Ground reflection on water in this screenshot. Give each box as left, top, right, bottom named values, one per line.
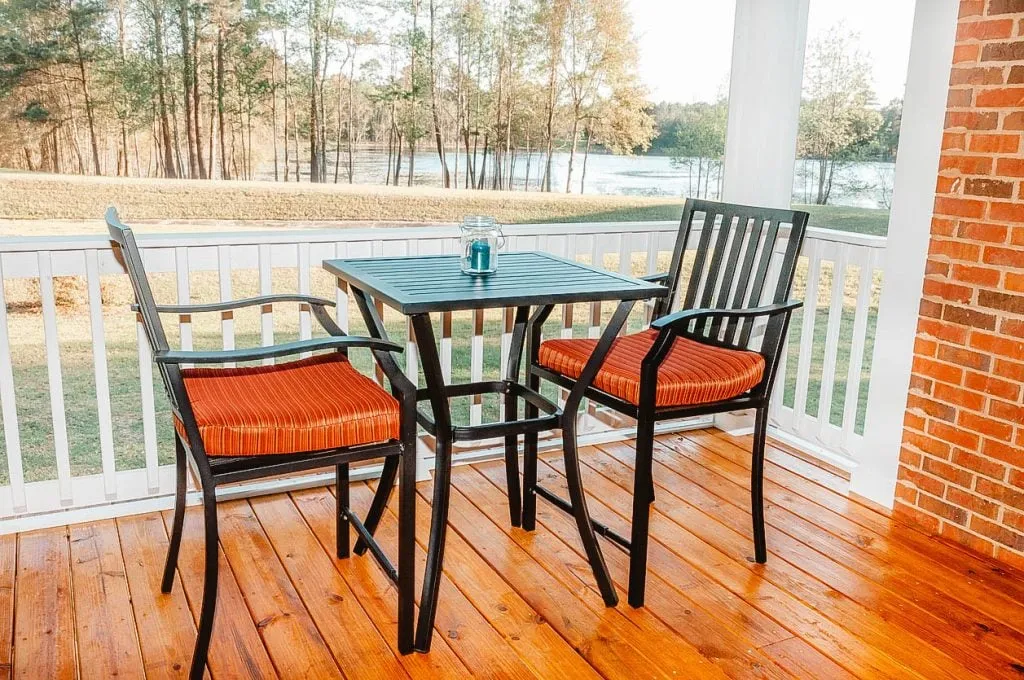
left=262, top=149, right=894, bottom=208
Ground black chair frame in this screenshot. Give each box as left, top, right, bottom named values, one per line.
left=106, top=208, right=419, bottom=678
left=520, top=199, right=809, bottom=607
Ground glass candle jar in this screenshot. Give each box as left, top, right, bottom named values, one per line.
left=460, top=216, right=504, bottom=276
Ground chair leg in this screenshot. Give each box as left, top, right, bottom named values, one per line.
left=189, top=486, right=219, bottom=680
left=628, top=418, right=655, bottom=607
left=354, top=455, right=400, bottom=556
left=504, top=390, right=522, bottom=527
left=562, top=413, right=618, bottom=606
left=397, top=450, right=416, bottom=655
left=751, top=407, right=768, bottom=564
left=336, top=463, right=350, bottom=559
left=161, top=436, right=187, bottom=594
left=521, top=370, right=540, bottom=532
left=414, top=437, right=453, bottom=652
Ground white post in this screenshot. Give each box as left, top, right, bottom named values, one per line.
left=716, top=0, right=810, bottom=433
left=851, top=0, right=959, bottom=506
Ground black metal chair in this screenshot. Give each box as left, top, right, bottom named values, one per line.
left=106, top=208, right=419, bottom=679
left=522, top=199, right=809, bottom=607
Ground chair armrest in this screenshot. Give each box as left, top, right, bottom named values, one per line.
left=650, top=300, right=803, bottom=332
left=640, top=272, right=670, bottom=284
left=155, top=336, right=403, bottom=365
left=138, top=294, right=336, bottom=314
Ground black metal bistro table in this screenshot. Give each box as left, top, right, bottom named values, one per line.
left=324, top=250, right=667, bottom=652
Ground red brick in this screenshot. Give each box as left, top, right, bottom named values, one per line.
left=1012, top=469, right=1024, bottom=491
left=1004, top=111, right=1024, bottom=130
left=976, top=478, right=1024, bottom=511
left=932, top=217, right=958, bottom=236
left=964, top=371, right=1021, bottom=401
left=947, top=486, right=1001, bottom=518
left=994, top=546, right=1024, bottom=569
left=907, top=394, right=958, bottom=422
left=923, top=278, right=973, bottom=303
left=905, top=411, right=927, bottom=433
left=970, top=515, right=1024, bottom=551
left=989, top=200, right=1024, bottom=222
left=959, top=0, right=984, bottom=16
left=895, top=481, right=919, bottom=505
left=936, top=176, right=960, bottom=195
left=953, top=43, right=982, bottom=64
left=914, top=336, right=939, bottom=357
left=952, top=447, right=1008, bottom=480
left=1007, top=271, right=1024, bottom=292
left=953, top=66, right=1007, bottom=87
left=951, top=263, right=1002, bottom=286
left=976, top=87, right=1024, bottom=107
left=919, top=491, right=971, bottom=525
left=977, top=289, right=1024, bottom=315
left=918, top=318, right=971, bottom=344
left=1005, top=509, right=1024, bottom=533
left=949, top=88, right=975, bottom=108
left=958, top=410, right=1014, bottom=441
left=920, top=298, right=944, bottom=320
left=934, top=196, right=988, bottom=219
left=905, top=430, right=953, bottom=458
left=1011, top=227, right=1024, bottom=246
left=970, top=331, right=1024, bottom=357
left=1000, top=317, right=1024, bottom=338
left=912, top=356, right=965, bottom=385
left=940, top=523, right=996, bottom=556
left=940, top=154, right=994, bottom=174
left=937, top=382, right=987, bottom=411
left=930, top=420, right=982, bottom=450
left=895, top=500, right=942, bottom=533
left=981, top=41, right=1024, bottom=61
left=930, top=238, right=983, bottom=261
left=995, top=157, right=1024, bottom=176
left=969, top=132, right=1021, bottom=152
left=942, top=131, right=968, bottom=150
left=926, top=258, right=951, bottom=277
left=910, top=374, right=934, bottom=394
left=938, top=343, right=993, bottom=371
left=981, top=437, right=1023, bottom=466
left=963, top=178, right=1014, bottom=199
left=899, top=466, right=947, bottom=497
left=958, top=18, right=1015, bottom=40
left=989, top=398, right=1024, bottom=423
left=994, top=358, right=1024, bottom=382
left=946, top=111, right=998, bottom=129
left=987, top=0, right=1024, bottom=14
left=981, top=245, right=1023, bottom=266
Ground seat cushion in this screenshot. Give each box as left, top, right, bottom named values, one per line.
left=538, top=329, right=765, bottom=408
left=175, top=353, right=400, bottom=456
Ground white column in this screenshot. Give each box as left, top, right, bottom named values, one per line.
left=721, top=0, right=810, bottom=209
left=851, top=0, right=959, bottom=506
left=716, top=0, right=809, bottom=433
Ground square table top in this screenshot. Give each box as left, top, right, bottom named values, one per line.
left=323, top=251, right=668, bottom=315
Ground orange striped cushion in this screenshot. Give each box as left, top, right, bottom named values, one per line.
left=538, top=329, right=765, bottom=408
left=175, top=353, right=400, bottom=456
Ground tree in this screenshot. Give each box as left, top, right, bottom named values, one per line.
left=669, top=100, right=726, bottom=199
left=797, top=25, right=881, bottom=205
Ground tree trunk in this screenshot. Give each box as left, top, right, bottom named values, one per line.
left=216, top=27, right=229, bottom=179
left=153, top=0, right=177, bottom=178
left=192, top=4, right=205, bottom=178
left=178, top=0, right=198, bottom=177
left=579, top=126, right=592, bottom=194
left=347, top=47, right=356, bottom=183
left=271, top=48, right=279, bottom=181
left=68, top=0, right=102, bottom=174
left=564, top=113, right=579, bottom=193
left=308, top=0, right=322, bottom=182
left=428, top=0, right=450, bottom=187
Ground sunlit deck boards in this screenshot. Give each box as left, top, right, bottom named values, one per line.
left=4, top=429, right=1024, bottom=679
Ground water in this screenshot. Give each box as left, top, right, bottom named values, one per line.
left=263, top=149, right=895, bottom=209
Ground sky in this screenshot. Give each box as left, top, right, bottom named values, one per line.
left=627, top=0, right=917, bottom=105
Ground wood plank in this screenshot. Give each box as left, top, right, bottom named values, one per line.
left=691, top=431, right=1024, bottom=626
left=581, top=444, right=982, bottom=680
left=160, top=507, right=277, bottom=680
left=216, top=499, right=343, bottom=679
left=14, top=526, right=75, bottom=679
left=248, top=492, right=410, bottom=680
left=371, top=481, right=602, bottom=680
left=0, top=534, right=15, bottom=679
left=443, top=466, right=729, bottom=680
left=69, top=520, right=145, bottom=679
left=660, top=435, right=1024, bottom=672
left=290, top=487, right=471, bottom=678
left=346, top=483, right=535, bottom=679
left=474, top=459, right=797, bottom=680
left=118, top=512, right=206, bottom=679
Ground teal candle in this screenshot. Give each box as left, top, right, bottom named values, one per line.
left=470, top=239, right=491, bottom=271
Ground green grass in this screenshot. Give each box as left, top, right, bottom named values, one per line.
left=797, top=204, right=890, bottom=237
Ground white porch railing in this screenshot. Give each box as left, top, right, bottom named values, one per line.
left=0, top=221, right=884, bottom=531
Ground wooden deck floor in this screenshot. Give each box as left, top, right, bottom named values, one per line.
left=2, top=428, right=1024, bottom=679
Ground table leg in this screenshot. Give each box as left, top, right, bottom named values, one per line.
left=408, top=313, right=454, bottom=653
left=560, top=299, right=636, bottom=607
left=522, top=304, right=555, bottom=531
left=502, top=306, right=530, bottom=527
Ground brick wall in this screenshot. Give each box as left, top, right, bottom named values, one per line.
left=895, top=0, right=1024, bottom=568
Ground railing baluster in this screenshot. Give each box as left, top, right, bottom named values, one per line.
left=38, top=252, right=73, bottom=506
left=816, top=244, right=850, bottom=443
left=333, top=242, right=349, bottom=333
left=258, top=243, right=274, bottom=364
left=589, top=236, right=602, bottom=339
left=174, top=247, right=192, bottom=358
left=298, top=243, right=312, bottom=358
left=86, top=250, right=117, bottom=500
left=0, top=256, right=26, bottom=512
left=792, top=240, right=822, bottom=436
left=842, top=248, right=879, bottom=452
left=470, top=309, right=484, bottom=426
left=217, top=245, right=234, bottom=367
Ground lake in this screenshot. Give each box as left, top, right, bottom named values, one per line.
left=262, top=149, right=895, bottom=209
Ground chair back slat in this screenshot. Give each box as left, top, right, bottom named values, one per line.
left=660, top=199, right=808, bottom=350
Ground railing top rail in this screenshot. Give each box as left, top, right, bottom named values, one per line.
left=0, top=220, right=887, bottom=253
